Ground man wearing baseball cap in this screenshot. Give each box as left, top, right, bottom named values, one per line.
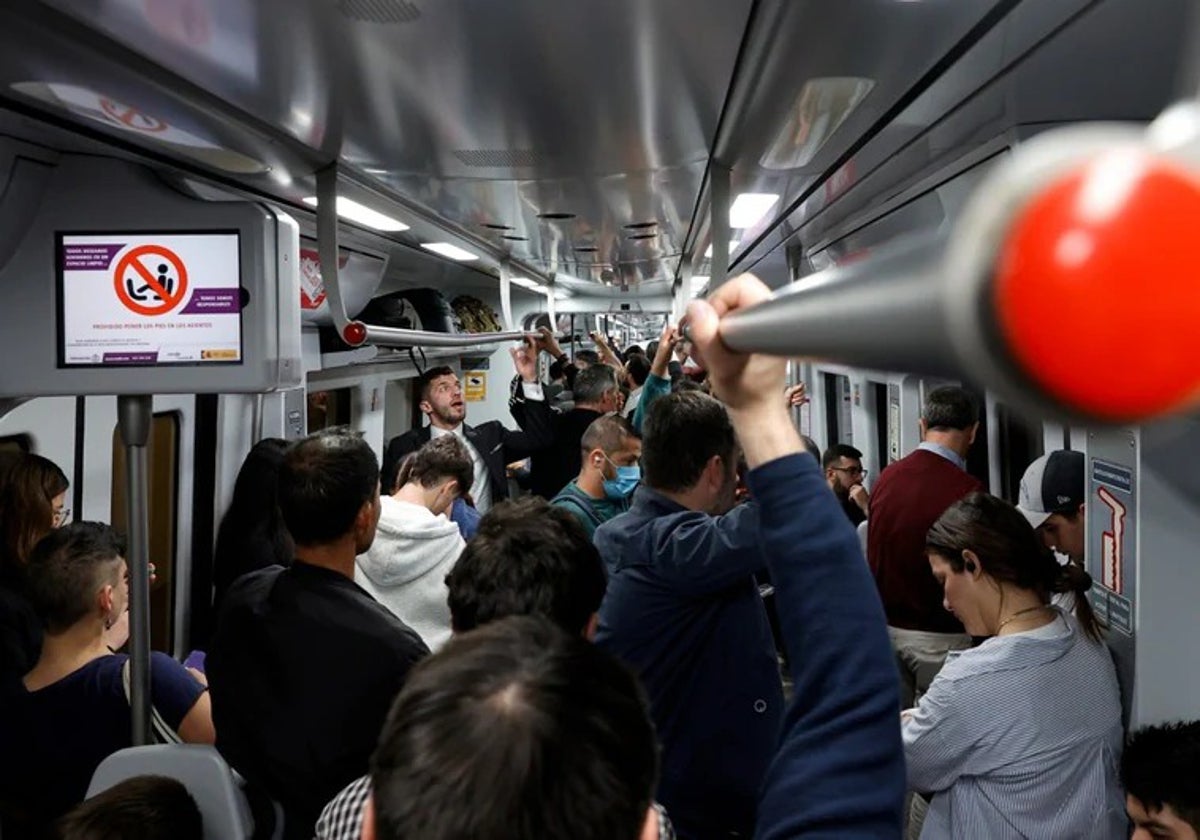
left=1016, top=450, right=1087, bottom=565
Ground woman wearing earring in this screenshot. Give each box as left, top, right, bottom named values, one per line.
left=902, top=492, right=1125, bottom=839
left=0, top=522, right=213, bottom=834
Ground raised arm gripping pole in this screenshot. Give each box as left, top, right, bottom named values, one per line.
left=707, top=111, right=1200, bottom=426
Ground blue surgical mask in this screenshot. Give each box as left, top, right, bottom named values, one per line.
left=602, top=460, right=641, bottom=500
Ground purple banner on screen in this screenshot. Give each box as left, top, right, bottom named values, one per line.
left=62, top=244, right=126, bottom=271
left=181, top=288, right=240, bottom=314
left=102, top=352, right=158, bottom=364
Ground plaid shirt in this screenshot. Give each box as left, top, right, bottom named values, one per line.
left=314, top=774, right=676, bottom=839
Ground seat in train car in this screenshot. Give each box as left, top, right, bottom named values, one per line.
left=85, top=745, right=260, bottom=840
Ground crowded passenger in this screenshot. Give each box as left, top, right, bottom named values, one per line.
left=354, top=436, right=471, bottom=651
left=573, top=348, right=601, bottom=370
left=521, top=363, right=622, bottom=499
left=316, top=496, right=612, bottom=840
left=0, top=522, right=212, bottom=835
left=903, top=492, right=1123, bottom=838
left=592, top=387, right=783, bottom=838
left=550, top=414, right=642, bottom=538
left=364, top=616, right=661, bottom=840
left=206, top=428, right=428, bottom=839
left=629, top=323, right=677, bottom=432
left=56, top=775, right=203, bottom=840
left=1017, top=449, right=1087, bottom=565
left=211, top=438, right=292, bottom=606
left=867, top=385, right=983, bottom=708
left=358, top=273, right=905, bottom=839
left=0, top=453, right=71, bottom=680
left=1122, top=721, right=1200, bottom=840
left=380, top=339, right=551, bottom=511
left=823, top=443, right=870, bottom=526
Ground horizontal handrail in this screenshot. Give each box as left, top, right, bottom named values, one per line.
left=362, top=325, right=538, bottom=348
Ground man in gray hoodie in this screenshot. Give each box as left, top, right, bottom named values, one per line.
left=355, top=436, right=472, bottom=651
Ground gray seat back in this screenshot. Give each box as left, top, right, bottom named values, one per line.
left=85, top=745, right=253, bottom=840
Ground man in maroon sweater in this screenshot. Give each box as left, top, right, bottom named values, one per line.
left=867, top=385, right=982, bottom=708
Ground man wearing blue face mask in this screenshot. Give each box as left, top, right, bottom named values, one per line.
left=551, top=415, right=642, bottom=540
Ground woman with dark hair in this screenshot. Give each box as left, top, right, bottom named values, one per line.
left=0, top=452, right=70, bottom=577
left=0, top=453, right=71, bottom=681
left=212, top=439, right=293, bottom=605
left=902, top=492, right=1125, bottom=839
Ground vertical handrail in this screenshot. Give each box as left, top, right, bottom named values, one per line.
left=117, top=394, right=153, bottom=746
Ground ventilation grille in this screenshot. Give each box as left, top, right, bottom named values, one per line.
left=337, top=0, right=421, bottom=24
left=453, top=149, right=540, bottom=168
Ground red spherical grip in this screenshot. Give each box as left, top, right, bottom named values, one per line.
left=993, top=148, right=1200, bottom=420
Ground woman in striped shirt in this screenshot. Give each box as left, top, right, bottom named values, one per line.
left=902, top=492, right=1126, bottom=839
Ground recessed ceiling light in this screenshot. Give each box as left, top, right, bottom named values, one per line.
left=624, top=221, right=657, bottom=230
left=421, top=242, right=477, bottom=261
left=502, top=234, right=528, bottom=241
left=704, top=241, right=740, bottom=259
left=302, top=196, right=409, bottom=232
left=729, top=193, right=780, bottom=228
left=575, top=246, right=599, bottom=252
left=628, top=233, right=658, bottom=241
left=482, top=223, right=514, bottom=231
left=537, top=212, right=576, bottom=220
left=510, top=276, right=548, bottom=293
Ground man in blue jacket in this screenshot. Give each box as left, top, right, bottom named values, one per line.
left=687, top=273, right=905, bottom=838
left=594, top=380, right=784, bottom=838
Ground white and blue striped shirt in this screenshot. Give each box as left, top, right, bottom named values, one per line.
left=903, top=609, right=1127, bottom=839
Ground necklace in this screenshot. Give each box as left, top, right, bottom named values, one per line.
left=996, top=604, right=1049, bottom=635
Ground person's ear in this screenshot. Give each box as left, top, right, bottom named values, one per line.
left=357, top=497, right=379, bottom=532
left=589, top=448, right=606, bottom=471
left=962, top=549, right=983, bottom=577
left=583, top=613, right=600, bottom=641
left=98, top=584, right=115, bottom=621
left=918, top=418, right=928, bottom=438
left=419, top=398, right=433, bottom=416
left=968, top=421, right=980, bottom=446
left=362, top=794, right=377, bottom=840
left=705, top=454, right=726, bottom=492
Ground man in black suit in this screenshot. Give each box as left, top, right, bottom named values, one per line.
left=381, top=341, right=552, bottom=512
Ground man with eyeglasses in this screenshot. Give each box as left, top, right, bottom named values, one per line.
left=822, top=444, right=869, bottom=527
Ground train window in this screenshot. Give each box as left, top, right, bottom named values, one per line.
left=0, top=433, right=32, bottom=456
left=873, top=383, right=889, bottom=468
left=110, top=412, right=179, bottom=653
left=307, top=388, right=352, bottom=434
left=996, top=403, right=1044, bottom=502
left=822, top=373, right=853, bottom=445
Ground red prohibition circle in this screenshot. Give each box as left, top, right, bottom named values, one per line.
left=113, top=245, right=190, bottom=316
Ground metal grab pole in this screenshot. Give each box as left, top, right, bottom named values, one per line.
left=716, top=232, right=960, bottom=377
left=117, top=394, right=153, bottom=746
left=362, top=325, right=542, bottom=348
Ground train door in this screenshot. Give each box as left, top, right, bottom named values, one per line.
left=110, top=412, right=179, bottom=653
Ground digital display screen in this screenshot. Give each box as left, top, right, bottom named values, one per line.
left=57, top=231, right=243, bottom=367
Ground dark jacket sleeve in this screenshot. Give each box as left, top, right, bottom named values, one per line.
left=750, top=454, right=905, bottom=839
left=501, top=381, right=556, bottom=460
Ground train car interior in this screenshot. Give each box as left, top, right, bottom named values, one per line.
left=1, top=0, right=1199, bottom=837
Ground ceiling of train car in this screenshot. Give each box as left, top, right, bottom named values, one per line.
left=0, top=0, right=1072, bottom=297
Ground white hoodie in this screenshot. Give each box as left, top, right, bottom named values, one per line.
left=355, top=496, right=464, bottom=651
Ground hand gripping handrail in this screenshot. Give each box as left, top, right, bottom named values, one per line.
left=712, top=110, right=1200, bottom=425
